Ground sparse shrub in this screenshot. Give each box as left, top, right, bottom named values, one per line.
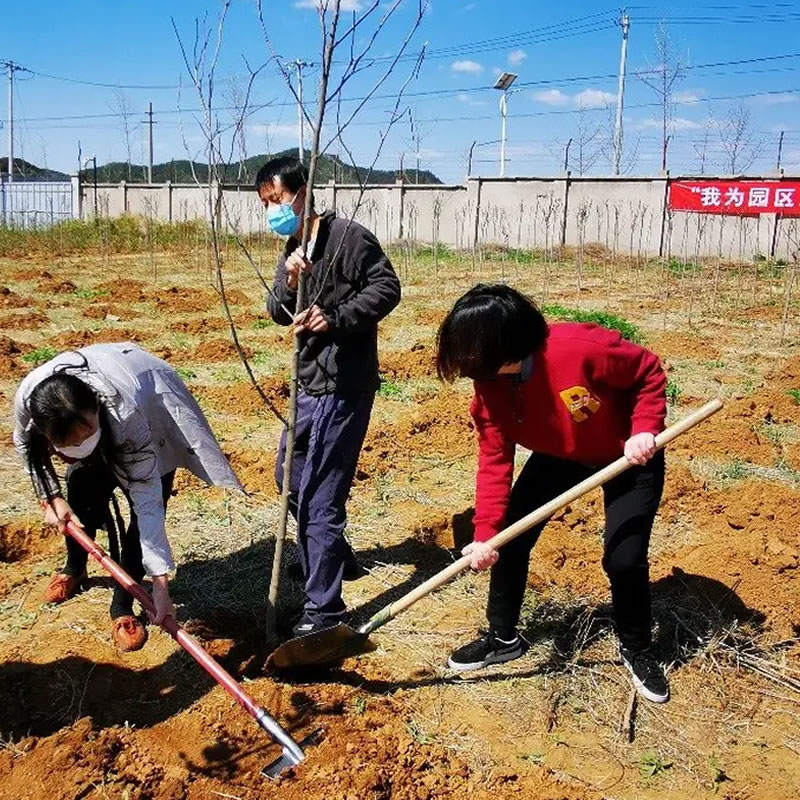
left=21, top=347, right=58, bottom=366
left=542, top=303, right=644, bottom=344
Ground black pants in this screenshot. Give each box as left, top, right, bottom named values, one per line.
left=62, top=464, right=175, bottom=619
left=487, top=449, right=665, bottom=652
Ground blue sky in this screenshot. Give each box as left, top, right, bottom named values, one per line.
left=5, top=1, right=800, bottom=182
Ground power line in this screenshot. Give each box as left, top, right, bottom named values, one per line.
left=6, top=49, right=800, bottom=127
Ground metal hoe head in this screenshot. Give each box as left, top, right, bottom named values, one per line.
left=269, top=623, right=375, bottom=670
left=262, top=729, right=322, bottom=779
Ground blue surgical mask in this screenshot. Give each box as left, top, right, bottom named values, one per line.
left=267, top=192, right=301, bottom=236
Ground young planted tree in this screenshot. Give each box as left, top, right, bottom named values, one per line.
left=718, top=104, right=764, bottom=175
left=637, top=23, right=684, bottom=172
left=257, top=0, right=427, bottom=639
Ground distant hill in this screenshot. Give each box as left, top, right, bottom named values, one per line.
left=78, top=149, right=442, bottom=185
left=0, top=158, right=69, bottom=182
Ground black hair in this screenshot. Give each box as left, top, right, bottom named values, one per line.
left=25, top=372, right=120, bottom=501
left=436, top=284, right=549, bottom=382
left=254, top=156, right=308, bottom=194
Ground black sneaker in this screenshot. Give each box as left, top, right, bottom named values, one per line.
left=447, top=630, right=528, bottom=672
left=620, top=646, right=670, bottom=703
left=291, top=613, right=344, bottom=638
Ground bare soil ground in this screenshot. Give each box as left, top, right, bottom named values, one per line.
left=0, top=243, right=798, bottom=800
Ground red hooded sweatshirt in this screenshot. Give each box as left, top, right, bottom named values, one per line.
left=470, top=322, right=666, bottom=543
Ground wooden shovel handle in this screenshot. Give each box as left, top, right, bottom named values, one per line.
left=360, top=398, right=723, bottom=635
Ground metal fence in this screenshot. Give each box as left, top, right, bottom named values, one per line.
left=0, top=180, right=74, bottom=228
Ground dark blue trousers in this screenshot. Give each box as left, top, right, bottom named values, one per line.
left=275, top=390, right=374, bottom=622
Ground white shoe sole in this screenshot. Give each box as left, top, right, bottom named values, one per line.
left=621, top=655, right=670, bottom=703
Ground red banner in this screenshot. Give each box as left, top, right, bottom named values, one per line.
left=669, top=180, right=800, bottom=216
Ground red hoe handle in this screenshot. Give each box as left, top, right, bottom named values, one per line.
left=63, top=520, right=306, bottom=769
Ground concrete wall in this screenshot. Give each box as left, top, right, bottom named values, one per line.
left=79, top=175, right=800, bottom=258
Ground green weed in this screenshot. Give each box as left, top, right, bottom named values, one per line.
left=21, top=347, right=58, bottom=366
left=639, top=752, right=673, bottom=779
left=666, top=258, right=701, bottom=275
left=378, top=379, right=404, bottom=398
left=708, top=755, right=730, bottom=793
left=73, top=287, right=109, bottom=301
left=666, top=378, right=682, bottom=405
left=521, top=752, right=545, bottom=765
left=350, top=697, right=367, bottom=715
left=717, top=459, right=749, bottom=481
left=176, top=367, right=197, bottom=381
left=542, top=304, right=644, bottom=344
left=787, top=388, right=800, bottom=404
left=253, top=317, right=274, bottom=329
left=405, top=719, right=430, bottom=745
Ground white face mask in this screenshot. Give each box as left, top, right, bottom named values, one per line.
left=54, top=427, right=102, bottom=460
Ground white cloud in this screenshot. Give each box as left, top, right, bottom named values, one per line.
left=636, top=116, right=702, bottom=131
left=508, top=49, right=527, bottom=65
left=249, top=122, right=301, bottom=140
left=457, top=92, right=486, bottom=107
left=295, top=0, right=363, bottom=10
left=573, top=88, right=616, bottom=109
left=674, top=90, right=703, bottom=105
left=531, top=89, right=570, bottom=106
left=451, top=59, right=483, bottom=74
left=757, top=92, right=798, bottom=106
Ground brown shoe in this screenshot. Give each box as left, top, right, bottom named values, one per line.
left=43, top=572, right=86, bottom=604
left=111, top=616, right=148, bottom=652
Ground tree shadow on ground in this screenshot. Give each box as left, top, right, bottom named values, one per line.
left=1, top=497, right=767, bottom=741
left=0, top=509, right=470, bottom=740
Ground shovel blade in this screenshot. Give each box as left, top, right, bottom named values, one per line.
left=269, top=623, right=373, bottom=670
left=262, top=729, right=322, bottom=779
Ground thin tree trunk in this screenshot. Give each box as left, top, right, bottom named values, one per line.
left=266, top=1, right=341, bottom=642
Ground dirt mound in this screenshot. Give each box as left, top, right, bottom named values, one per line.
left=0, top=693, right=596, bottom=800
left=153, top=286, right=219, bottom=314
left=180, top=338, right=252, bottom=363
left=0, top=335, right=31, bottom=378
left=168, top=316, right=227, bottom=335
left=225, top=447, right=279, bottom=495
left=37, top=277, right=77, bottom=294
left=411, top=507, right=475, bottom=551
left=82, top=303, right=140, bottom=321
left=95, top=279, right=147, bottom=302
left=53, top=328, right=145, bottom=350
left=381, top=342, right=436, bottom=381
left=195, top=378, right=290, bottom=417
left=0, top=520, right=57, bottom=563
left=0, top=310, right=48, bottom=329
left=652, top=331, right=721, bottom=360
left=0, top=286, right=33, bottom=309
left=11, top=268, right=50, bottom=281
left=358, top=390, right=474, bottom=478
left=414, top=307, right=447, bottom=328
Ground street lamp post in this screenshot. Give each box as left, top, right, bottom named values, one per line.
left=493, top=71, right=518, bottom=178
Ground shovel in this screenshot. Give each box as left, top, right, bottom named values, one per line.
left=270, top=398, right=723, bottom=670
left=63, top=519, right=313, bottom=778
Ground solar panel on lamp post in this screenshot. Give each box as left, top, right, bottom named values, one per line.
left=493, top=71, right=518, bottom=178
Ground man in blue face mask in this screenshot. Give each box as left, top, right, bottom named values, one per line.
left=255, top=157, right=401, bottom=638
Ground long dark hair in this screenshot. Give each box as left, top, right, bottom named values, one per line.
left=436, top=284, right=549, bottom=382
left=25, top=372, right=119, bottom=500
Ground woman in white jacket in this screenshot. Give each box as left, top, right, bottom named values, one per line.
left=13, top=343, right=242, bottom=651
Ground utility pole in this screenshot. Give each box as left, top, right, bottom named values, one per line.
left=777, top=130, right=785, bottom=171
left=293, top=60, right=311, bottom=162
left=4, top=61, right=24, bottom=182
left=143, top=102, right=155, bottom=183
left=612, top=10, right=631, bottom=175
left=662, top=134, right=672, bottom=173
left=564, top=137, right=573, bottom=172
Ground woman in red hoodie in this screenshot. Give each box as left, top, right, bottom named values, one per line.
left=436, top=284, right=669, bottom=703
